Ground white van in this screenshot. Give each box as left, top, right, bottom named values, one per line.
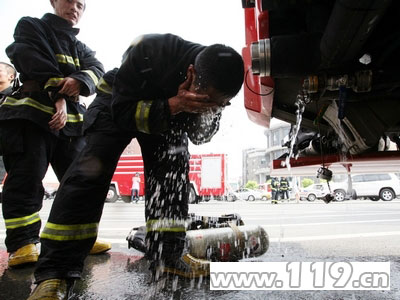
left=333, top=173, right=400, bottom=201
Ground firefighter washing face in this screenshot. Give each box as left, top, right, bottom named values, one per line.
left=28, top=34, right=244, bottom=298
left=0, top=0, right=105, bottom=269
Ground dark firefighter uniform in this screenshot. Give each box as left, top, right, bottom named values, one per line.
left=34, top=34, right=221, bottom=282
left=0, top=13, right=104, bottom=254
left=280, top=177, right=289, bottom=199
left=271, top=177, right=280, bottom=203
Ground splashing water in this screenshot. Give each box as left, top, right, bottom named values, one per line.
left=284, top=92, right=309, bottom=171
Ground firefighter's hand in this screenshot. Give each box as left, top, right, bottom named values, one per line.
left=49, top=98, right=67, bottom=130
left=168, top=65, right=218, bottom=115
left=57, top=77, right=82, bottom=100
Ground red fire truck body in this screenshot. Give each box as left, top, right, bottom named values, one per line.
left=106, top=153, right=227, bottom=203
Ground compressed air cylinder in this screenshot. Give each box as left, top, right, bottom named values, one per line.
left=185, top=225, right=269, bottom=262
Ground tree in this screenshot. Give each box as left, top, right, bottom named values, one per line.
left=301, top=178, right=314, bottom=188
left=245, top=180, right=258, bottom=190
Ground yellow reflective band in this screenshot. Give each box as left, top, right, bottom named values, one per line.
left=3, top=97, right=55, bottom=114
left=135, top=100, right=151, bottom=133
left=66, top=113, right=84, bottom=123
left=40, top=222, right=99, bottom=241
left=97, top=77, right=112, bottom=94
left=56, top=54, right=80, bottom=67
left=3, top=97, right=83, bottom=123
left=82, top=70, right=99, bottom=86
left=45, top=77, right=64, bottom=89
left=5, top=212, right=40, bottom=229
left=146, top=218, right=186, bottom=233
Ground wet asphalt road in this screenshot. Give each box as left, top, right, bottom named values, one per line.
left=1, top=198, right=400, bottom=300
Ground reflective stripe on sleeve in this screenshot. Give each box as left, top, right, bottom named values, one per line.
left=5, top=212, right=41, bottom=229
left=146, top=218, right=187, bottom=233
left=44, top=77, right=64, bottom=89
left=135, top=100, right=152, bottom=134
left=2, top=97, right=83, bottom=123
left=82, top=70, right=99, bottom=86
left=96, top=77, right=112, bottom=94
left=56, top=54, right=80, bottom=67
left=40, top=222, right=99, bottom=241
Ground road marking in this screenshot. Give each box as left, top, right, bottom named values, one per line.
left=1, top=217, right=400, bottom=234
left=269, top=231, right=400, bottom=242
left=262, top=218, right=400, bottom=227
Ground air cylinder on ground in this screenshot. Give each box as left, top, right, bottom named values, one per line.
left=185, top=225, right=269, bottom=262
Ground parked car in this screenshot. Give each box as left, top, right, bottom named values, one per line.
left=233, top=188, right=263, bottom=201
left=334, top=173, right=400, bottom=201
left=299, top=183, right=330, bottom=202
left=259, top=189, right=271, bottom=201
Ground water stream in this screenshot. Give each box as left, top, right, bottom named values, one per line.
left=284, top=92, right=309, bottom=171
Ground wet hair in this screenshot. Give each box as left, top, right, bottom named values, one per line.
left=194, top=44, right=244, bottom=98
left=0, top=62, right=16, bottom=82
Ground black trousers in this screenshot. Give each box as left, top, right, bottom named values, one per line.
left=34, top=115, right=189, bottom=282
left=0, top=119, right=85, bottom=252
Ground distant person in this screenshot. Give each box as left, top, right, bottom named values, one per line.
left=0, top=0, right=106, bottom=270
left=27, top=33, right=244, bottom=299
left=131, top=172, right=141, bottom=203
left=280, top=177, right=289, bottom=200
left=271, top=177, right=280, bottom=204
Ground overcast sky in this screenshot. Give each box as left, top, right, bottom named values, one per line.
left=0, top=0, right=284, bottom=180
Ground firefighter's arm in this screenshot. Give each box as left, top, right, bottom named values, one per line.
left=6, top=17, right=66, bottom=102
left=111, top=40, right=172, bottom=134
left=68, top=41, right=105, bottom=97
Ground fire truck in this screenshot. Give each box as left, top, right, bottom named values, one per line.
left=106, top=153, right=228, bottom=203
left=241, top=0, right=400, bottom=178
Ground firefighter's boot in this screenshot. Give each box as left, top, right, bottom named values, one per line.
left=156, top=252, right=210, bottom=279
left=89, top=240, right=112, bottom=255
left=8, top=243, right=39, bottom=267
left=27, top=279, right=73, bottom=300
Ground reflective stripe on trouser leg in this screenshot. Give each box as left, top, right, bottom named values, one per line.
left=146, top=218, right=187, bottom=261
left=40, top=222, right=99, bottom=241
left=33, top=130, right=132, bottom=283
left=0, top=120, right=56, bottom=252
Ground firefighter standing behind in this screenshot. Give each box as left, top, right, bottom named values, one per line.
left=0, top=62, right=16, bottom=101
left=0, top=0, right=106, bottom=268
left=0, top=62, right=17, bottom=185
left=271, top=177, right=280, bottom=204
left=27, top=33, right=244, bottom=299
left=280, top=177, right=290, bottom=200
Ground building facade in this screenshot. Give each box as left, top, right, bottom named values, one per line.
left=242, top=122, right=291, bottom=185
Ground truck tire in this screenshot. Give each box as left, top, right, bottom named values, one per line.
left=106, top=186, right=118, bottom=203
left=188, top=186, right=198, bottom=204
left=379, top=188, right=395, bottom=201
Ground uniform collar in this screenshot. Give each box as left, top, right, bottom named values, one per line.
left=42, top=13, right=80, bottom=35
left=0, top=86, right=13, bottom=97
